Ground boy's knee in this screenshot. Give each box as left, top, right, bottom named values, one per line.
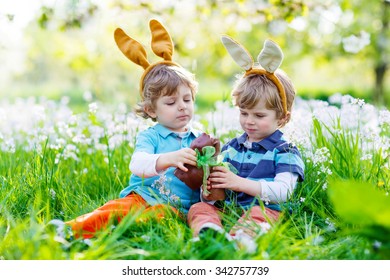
left=249, top=206, right=280, bottom=223
left=189, top=202, right=215, bottom=214
left=187, top=202, right=217, bottom=222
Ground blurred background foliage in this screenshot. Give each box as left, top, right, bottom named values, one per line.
left=0, top=0, right=389, bottom=112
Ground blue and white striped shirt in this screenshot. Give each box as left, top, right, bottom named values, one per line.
left=222, top=130, right=305, bottom=211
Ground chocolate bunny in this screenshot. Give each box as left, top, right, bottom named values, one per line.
left=174, top=133, right=220, bottom=191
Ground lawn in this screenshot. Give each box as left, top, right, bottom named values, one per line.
left=0, top=94, right=389, bottom=260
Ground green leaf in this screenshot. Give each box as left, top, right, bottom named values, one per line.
left=328, top=180, right=390, bottom=229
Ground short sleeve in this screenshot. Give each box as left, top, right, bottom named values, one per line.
left=134, top=129, right=158, bottom=154
left=275, top=146, right=305, bottom=182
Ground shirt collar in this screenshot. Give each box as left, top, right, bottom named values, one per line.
left=154, top=123, right=197, bottom=139
left=237, top=130, right=283, bottom=151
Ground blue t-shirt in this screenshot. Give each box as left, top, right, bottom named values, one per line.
left=222, top=130, right=305, bottom=211
left=120, top=123, right=202, bottom=213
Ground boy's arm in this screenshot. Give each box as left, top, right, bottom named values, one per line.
left=130, top=129, right=197, bottom=177
left=130, top=148, right=197, bottom=177
left=257, top=172, right=298, bottom=203
left=228, top=172, right=298, bottom=203
left=155, top=148, right=197, bottom=172
left=210, top=167, right=298, bottom=203
left=129, top=152, right=160, bottom=177
left=130, top=130, right=160, bottom=177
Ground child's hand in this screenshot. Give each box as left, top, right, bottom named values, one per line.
left=208, top=166, right=243, bottom=192
left=173, top=148, right=198, bottom=171
left=156, top=148, right=197, bottom=172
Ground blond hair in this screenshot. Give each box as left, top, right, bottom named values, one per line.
left=232, top=69, right=295, bottom=123
left=135, top=64, right=198, bottom=121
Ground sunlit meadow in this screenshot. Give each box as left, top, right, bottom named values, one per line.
left=0, top=93, right=390, bottom=260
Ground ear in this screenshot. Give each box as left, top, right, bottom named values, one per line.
left=149, top=19, right=174, bottom=61
left=278, top=111, right=291, bottom=127
left=144, top=105, right=157, bottom=119
left=221, top=35, right=253, bottom=71
left=114, top=28, right=150, bottom=70
left=257, top=39, right=283, bottom=73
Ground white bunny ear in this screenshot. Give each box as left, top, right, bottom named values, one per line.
left=221, top=35, right=253, bottom=71
left=257, top=39, right=283, bottom=73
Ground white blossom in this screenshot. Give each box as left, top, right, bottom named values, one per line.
left=83, top=91, right=93, bottom=102
left=49, top=188, right=56, bottom=199
left=88, top=102, right=98, bottom=114
left=325, top=218, right=336, bottom=232
left=373, top=240, right=382, bottom=249
left=342, top=31, right=370, bottom=54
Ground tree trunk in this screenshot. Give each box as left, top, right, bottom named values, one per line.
left=374, top=63, right=387, bottom=105
left=373, top=1, right=389, bottom=106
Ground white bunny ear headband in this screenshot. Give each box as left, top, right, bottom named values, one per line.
left=114, top=19, right=180, bottom=99
left=221, top=35, right=288, bottom=115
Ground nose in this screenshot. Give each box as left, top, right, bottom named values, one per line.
left=178, top=101, right=187, bottom=111
left=245, top=115, right=255, bottom=125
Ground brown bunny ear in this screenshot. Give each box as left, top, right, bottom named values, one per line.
left=149, top=19, right=174, bottom=61
left=114, top=28, right=150, bottom=70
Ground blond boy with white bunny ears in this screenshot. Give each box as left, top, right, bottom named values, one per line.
left=187, top=36, right=305, bottom=252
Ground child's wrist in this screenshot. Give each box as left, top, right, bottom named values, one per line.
left=234, top=176, right=245, bottom=192
left=156, top=153, right=172, bottom=171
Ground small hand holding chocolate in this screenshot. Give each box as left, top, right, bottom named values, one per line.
left=174, top=133, right=220, bottom=194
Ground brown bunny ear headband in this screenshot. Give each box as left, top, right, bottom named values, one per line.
left=221, top=35, right=288, bottom=115
left=114, top=19, right=180, bottom=99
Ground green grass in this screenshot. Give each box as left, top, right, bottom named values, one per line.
left=0, top=102, right=389, bottom=260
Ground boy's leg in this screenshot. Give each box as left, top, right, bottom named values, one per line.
left=230, top=206, right=280, bottom=237
left=229, top=206, right=280, bottom=253
left=187, top=202, right=223, bottom=237
left=136, top=204, right=181, bottom=223
left=66, top=193, right=148, bottom=239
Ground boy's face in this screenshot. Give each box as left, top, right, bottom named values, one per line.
left=146, top=84, right=194, bottom=132
left=239, top=99, right=282, bottom=142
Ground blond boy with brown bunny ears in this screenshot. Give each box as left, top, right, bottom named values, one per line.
left=48, top=19, right=209, bottom=240
left=188, top=36, right=304, bottom=253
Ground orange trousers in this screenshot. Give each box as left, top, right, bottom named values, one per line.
left=66, top=193, right=178, bottom=239
left=187, top=202, right=280, bottom=237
